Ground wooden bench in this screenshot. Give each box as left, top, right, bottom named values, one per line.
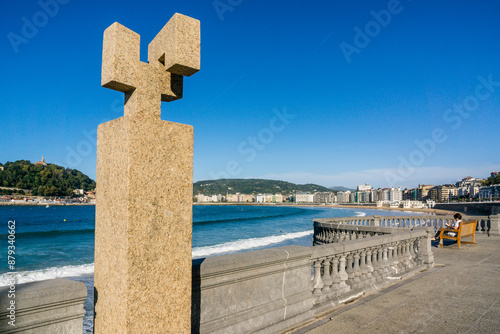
left=438, top=220, right=477, bottom=248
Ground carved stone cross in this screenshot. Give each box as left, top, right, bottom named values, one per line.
left=102, top=13, right=200, bottom=119
left=95, top=13, right=199, bottom=333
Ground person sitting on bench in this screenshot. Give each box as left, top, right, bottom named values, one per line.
left=434, top=213, right=461, bottom=241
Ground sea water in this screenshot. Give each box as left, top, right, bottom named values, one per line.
left=0, top=205, right=414, bottom=333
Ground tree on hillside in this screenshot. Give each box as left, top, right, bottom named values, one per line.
left=483, top=174, right=500, bottom=186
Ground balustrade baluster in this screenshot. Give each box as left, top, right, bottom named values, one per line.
left=371, top=247, right=382, bottom=281
left=396, top=242, right=405, bottom=272
left=353, top=251, right=361, bottom=289
left=415, top=237, right=423, bottom=265
left=400, top=241, right=409, bottom=271
left=360, top=249, right=368, bottom=287
left=321, top=257, right=333, bottom=294
left=312, top=259, right=324, bottom=302
left=330, top=256, right=341, bottom=295
left=405, top=240, right=413, bottom=269
left=387, top=243, right=396, bottom=275
left=338, top=254, right=349, bottom=293
left=381, top=245, right=389, bottom=278
left=409, top=238, right=417, bottom=267
left=366, top=249, right=374, bottom=283
left=346, top=253, right=355, bottom=287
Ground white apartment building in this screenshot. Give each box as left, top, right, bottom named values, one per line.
left=295, top=192, right=314, bottom=203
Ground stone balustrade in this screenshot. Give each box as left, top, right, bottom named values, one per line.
left=314, top=214, right=499, bottom=242
left=192, top=227, right=434, bottom=333
left=310, top=229, right=433, bottom=314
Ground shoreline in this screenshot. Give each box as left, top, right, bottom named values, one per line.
left=193, top=202, right=454, bottom=215
left=2, top=201, right=454, bottom=215
left=0, top=202, right=94, bottom=206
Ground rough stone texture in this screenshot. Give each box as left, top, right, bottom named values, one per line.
left=94, top=13, right=199, bottom=334
left=101, top=13, right=200, bottom=118
left=0, top=279, right=86, bottom=334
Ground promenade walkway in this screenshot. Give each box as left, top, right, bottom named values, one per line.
left=288, top=234, right=500, bottom=334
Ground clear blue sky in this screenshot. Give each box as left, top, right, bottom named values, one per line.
left=2, top=0, right=499, bottom=189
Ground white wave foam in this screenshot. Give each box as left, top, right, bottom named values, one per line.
left=192, top=230, right=313, bottom=258
left=0, top=263, right=94, bottom=286
left=355, top=211, right=367, bottom=217
left=0, top=231, right=314, bottom=285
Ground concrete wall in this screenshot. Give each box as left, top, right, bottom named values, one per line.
left=0, top=279, right=87, bottom=334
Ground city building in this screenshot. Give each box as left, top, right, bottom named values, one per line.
left=335, top=191, right=351, bottom=203
left=479, top=185, right=500, bottom=201
left=416, top=184, right=434, bottom=201
left=313, top=192, right=334, bottom=203
left=357, top=184, right=371, bottom=191
left=295, top=192, right=314, bottom=203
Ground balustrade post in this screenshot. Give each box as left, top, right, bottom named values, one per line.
left=420, top=230, right=435, bottom=269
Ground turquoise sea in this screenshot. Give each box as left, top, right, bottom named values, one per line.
left=0, top=205, right=415, bottom=333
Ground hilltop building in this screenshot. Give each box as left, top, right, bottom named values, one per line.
left=34, top=155, right=48, bottom=166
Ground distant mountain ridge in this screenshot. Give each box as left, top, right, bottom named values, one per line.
left=194, top=178, right=331, bottom=196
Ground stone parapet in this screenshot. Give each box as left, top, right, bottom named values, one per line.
left=192, top=228, right=433, bottom=333
left=192, top=246, right=314, bottom=334
left=0, top=279, right=86, bottom=334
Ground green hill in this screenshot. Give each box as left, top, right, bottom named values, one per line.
left=483, top=174, right=500, bottom=186
left=193, top=178, right=331, bottom=196
left=0, top=160, right=95, bottom=197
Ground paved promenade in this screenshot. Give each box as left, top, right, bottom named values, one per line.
left=289, top=234, right=500, bottom=334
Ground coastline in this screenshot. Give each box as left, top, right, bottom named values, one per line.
left=0, top=202, right=95, bottom=206
left=2, top=201, right=454, bottom=215
left=193, top=202, right=454, bottom=215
